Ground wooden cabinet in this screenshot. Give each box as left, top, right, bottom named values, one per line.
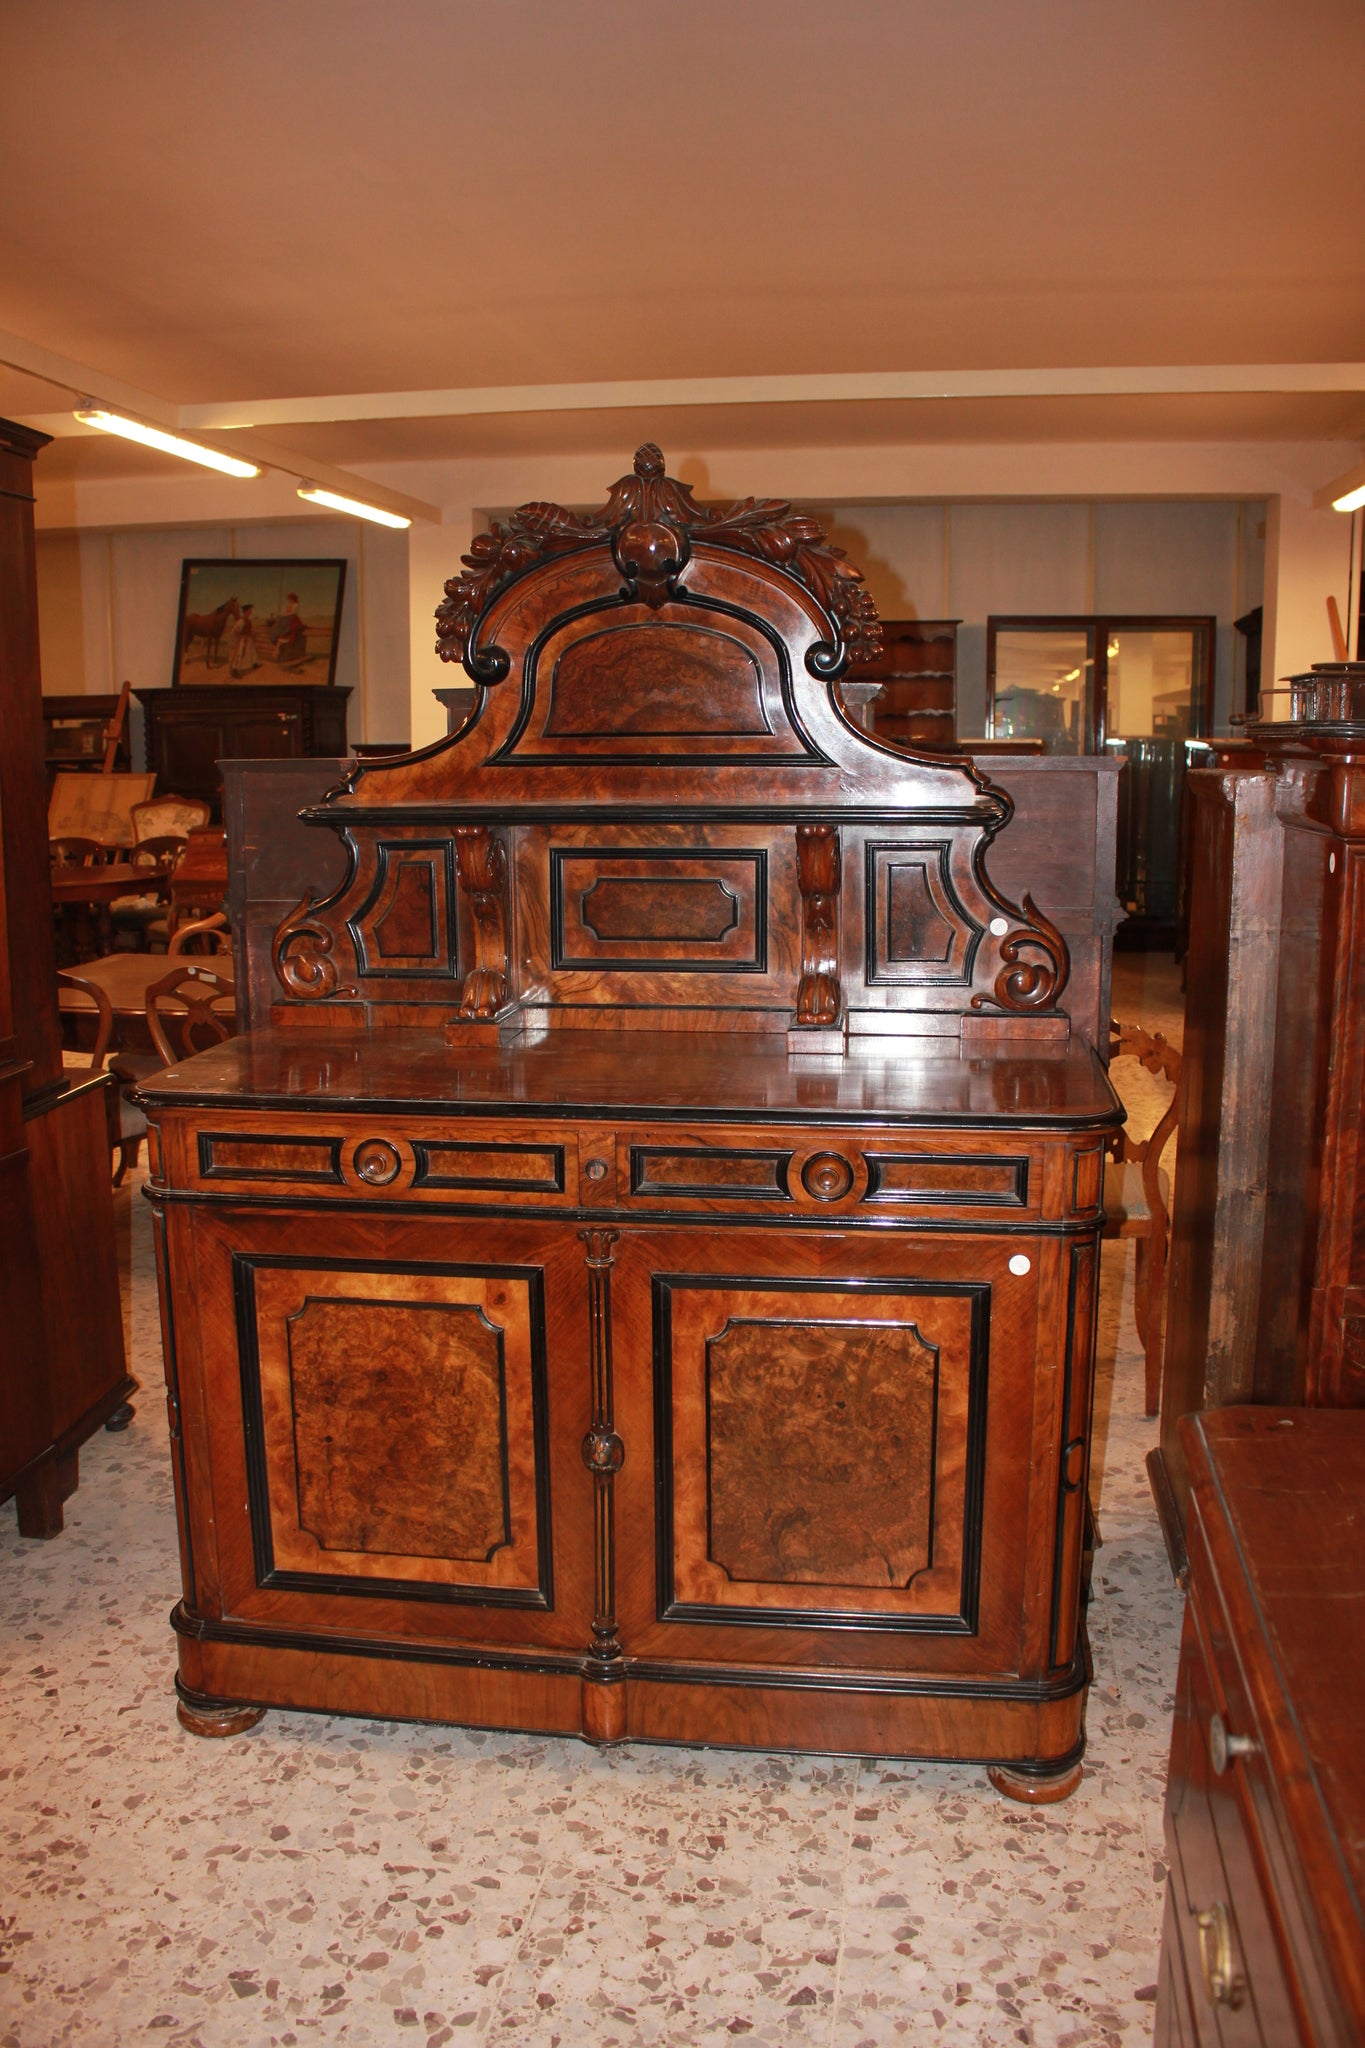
left=143, top=445, right=1119, bottom=1792
left=134, top=685, right=350, bottom=817
left=1158, top=686, right=1365, bottom=1551
left=0, top=419, right=134, bottom=1538
left=42, top=692, right=131, bottom=785
left=863, top=618, right=958, bottom=747
left=1156, top=1409, right=1365, bottom=2045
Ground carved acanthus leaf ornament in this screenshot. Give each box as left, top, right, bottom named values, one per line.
left=435, top=443, right=884, bottom=675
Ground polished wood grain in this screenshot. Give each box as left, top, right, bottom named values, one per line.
left=147, top=445, right=1120, bottom=1793
left=134, top=685, right=351, bottom=819
left=1155, top=1408, right=1365, bottom=2045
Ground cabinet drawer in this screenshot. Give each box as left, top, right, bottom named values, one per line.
left=169, top=1116, right=586, bottom=1206
left=615, top=1123, right=1052, bottom=1221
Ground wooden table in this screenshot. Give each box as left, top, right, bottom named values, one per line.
left=58, top=948, right=235, bottom=1054
left=50, top=863, right=165, bottom=961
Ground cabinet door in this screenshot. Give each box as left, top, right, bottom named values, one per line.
left=166, top=1204, right=593, bottom=1653
left=609, top=1225, right=1082, bottom=1680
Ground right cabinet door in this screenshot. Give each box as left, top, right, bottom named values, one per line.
left=609, top=1223, right=1089, bottom=1683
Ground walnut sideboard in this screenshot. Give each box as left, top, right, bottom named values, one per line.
left=143, top=445, right=1121, bottom=1799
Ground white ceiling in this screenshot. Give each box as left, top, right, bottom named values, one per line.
left=3, top=0, right=1363, bottom=479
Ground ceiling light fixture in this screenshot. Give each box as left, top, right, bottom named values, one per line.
left=73, top=406, right=261, bottom=478
left=297, top=484, right=411, bottom=529
left=1332, top=483, right=1365, bottom=513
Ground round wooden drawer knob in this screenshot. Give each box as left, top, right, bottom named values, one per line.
left=802, top=1152, right=854, bottom=1202
left=353, top=1138, right=401, bottom=1186
left=583, top=1159, right=609, bottom=1182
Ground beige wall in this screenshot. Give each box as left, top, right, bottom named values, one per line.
left=33, top=433, right=1357, bottom=753
left=33, top=518, right=412, bottom=758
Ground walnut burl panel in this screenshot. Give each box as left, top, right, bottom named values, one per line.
left=704, top=1313, right=938, bottom=1591
left=242, top=1257, right=550, bottom=1604
left=285, top=1297, right=509, bottom=1562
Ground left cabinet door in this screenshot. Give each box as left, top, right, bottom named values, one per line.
left=161, top=1202, right=594, bottom=1658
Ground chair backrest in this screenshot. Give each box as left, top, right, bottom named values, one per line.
left=129, top=834, right=187, bottom=872
left=145, top=964, right=236, bottom=1065
left=131, top=795, right=211, bottom=843
left=50, top=835, right=114, bottom=868
left=1108, top=1019, right=1182, bottom=1227
left=55, top=970, right=114, bottom=1070
left=168, top=910, right=231, bottom=956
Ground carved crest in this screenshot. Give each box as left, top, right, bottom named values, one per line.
left=435, top=443, right=884, bottom=678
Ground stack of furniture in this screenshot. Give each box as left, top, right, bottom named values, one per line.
left=141, top=446, right=1123, bottom=1796
left=0, top=418, right=134, bottom=1538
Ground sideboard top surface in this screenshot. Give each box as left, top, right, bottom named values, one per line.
left=139, top=1024, right=1120, bottom=1128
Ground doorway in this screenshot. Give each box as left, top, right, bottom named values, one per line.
left=986, top=615, right=1213, bottom=945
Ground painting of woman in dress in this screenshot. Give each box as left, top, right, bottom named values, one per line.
left=228, top=603, right=259, bottom=676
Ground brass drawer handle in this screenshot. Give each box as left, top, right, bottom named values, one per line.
left=1194, top=1900, right=1244, bottom=2009
left=1208, top=1711, right=1259, bottom=1775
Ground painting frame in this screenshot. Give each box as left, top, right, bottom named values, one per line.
left=171, top=557, right=348, bottom=687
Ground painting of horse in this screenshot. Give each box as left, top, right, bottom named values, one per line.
left=172, top=558, right=347, bottom=686
left=181, top=597, right=240, bottom=671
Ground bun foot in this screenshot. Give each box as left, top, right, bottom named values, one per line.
left=176, top=1695, right=267, bottom=1739
left=988, top=1759, right=1084, bottom=1804
left=104, top=1403, right=136, bottom=1433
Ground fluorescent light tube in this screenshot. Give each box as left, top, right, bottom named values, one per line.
left=1332, top=484, right=1365, bottom=513
left=297, top=484, right=411, bottom=529
left=73, top=407, right=261, bottom=478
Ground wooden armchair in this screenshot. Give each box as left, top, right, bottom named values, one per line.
left=168, top=910, right=231, bottom=956
left=1105, top=1020, right=1182, bottom=1415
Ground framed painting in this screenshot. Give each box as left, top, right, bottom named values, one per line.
left=172, top=559, right=347, bottom=686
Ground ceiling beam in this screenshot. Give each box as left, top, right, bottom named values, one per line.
left=0, top=328, right=441, bottom=522
left=177, top=362, right=1365, bottom=431
left=0, top=326, right=177, bottom=427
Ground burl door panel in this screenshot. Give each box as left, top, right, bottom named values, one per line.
left=169, top=1206, right=593, bottom=1650
left=610, top=1226, right=1070, bottom=1678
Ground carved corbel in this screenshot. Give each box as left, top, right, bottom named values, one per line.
left=452, top=825, right=511, bottom=1020
left=790, top=823, right=844, bottom=1048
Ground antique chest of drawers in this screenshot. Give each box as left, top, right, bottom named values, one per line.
left=144, top=445, right=1122, bottom=1799
left=1156, top=1409, right=1365, bottom=2043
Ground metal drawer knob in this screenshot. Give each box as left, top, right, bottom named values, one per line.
left=1195, top=1900, right=1244, bottom=2009
left=583, top=1159, right=609, bottom=1183
left=1208, top=1711, right=1258, bottom=1775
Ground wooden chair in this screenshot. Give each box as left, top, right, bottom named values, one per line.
left=145, top=964, right=237, bottom=1065
left=49, top=835, right=116, bottom=868
left=55, top=970, right=145, bottom=1185
left=110, top=835, right=186, bottom=950
left=168, top=910, right=231, bottom=956
left=129, top=794, right=211, bottom=843
left=1105, top=1020, right=1181, bottom=1416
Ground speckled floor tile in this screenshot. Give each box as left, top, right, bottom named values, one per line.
left=2, top=985, right=1186, bottom=2047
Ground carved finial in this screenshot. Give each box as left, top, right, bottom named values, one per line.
left=434, top=445, right=884, bottom=671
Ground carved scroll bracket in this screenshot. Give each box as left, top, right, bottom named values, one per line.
left=970, top=892, right=1071, bottom=1016
left=273, top=889, right=358, bottom=1002
left=790, top=824, right=845, bottom=1050
left=453, top=826, right=511, bottom=1022
left=578, top=1228, right=626, bottom=1736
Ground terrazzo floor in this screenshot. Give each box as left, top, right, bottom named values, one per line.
left=2, top=962, right=1187, bottom=2048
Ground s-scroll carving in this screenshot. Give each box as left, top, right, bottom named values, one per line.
left=794, top=823, right=841, bottom=1027
left=453, top=826, right=511, bottom=1020
left=273, top=890, right=358, bottom=1001
left=972, top=893, right=1071, bottom=1014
